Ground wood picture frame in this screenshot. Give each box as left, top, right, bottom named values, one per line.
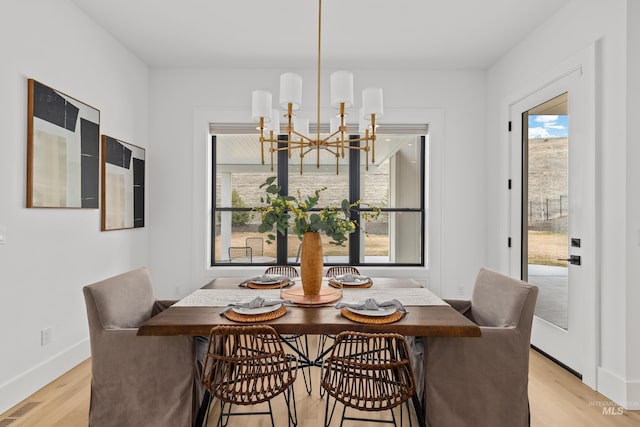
left=27, top=79, right=101, bottom=208
left=101, top=135, right=145, bottom=231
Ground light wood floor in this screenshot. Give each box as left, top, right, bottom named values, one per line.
left=2, top=345, right=639, bottom=426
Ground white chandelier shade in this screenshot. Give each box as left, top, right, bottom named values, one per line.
left=251, top=90, right=272, bottom=122
left=279, top=72, right=303, bottom=110
left=363, top=87, right=384, bottom=117
left=330, top=70, right=354, bottom=108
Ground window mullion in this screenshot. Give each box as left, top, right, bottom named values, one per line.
left=277, top=135, right=289, bottom=264
left=211, top=135, right=217, bottom=266
left=349, top=134, right=360, bottom=265
left=420, top=135, right=426, bottom=266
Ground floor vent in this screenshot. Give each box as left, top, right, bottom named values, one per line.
left=0, top=419, right=17, bottom=426
left=8, top=401, right=41, bottom=417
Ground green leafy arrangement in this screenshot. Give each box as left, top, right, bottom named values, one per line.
left=254, top=177, right=379, bottom=246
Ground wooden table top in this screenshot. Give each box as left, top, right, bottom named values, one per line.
left=138, top=277, right=481, bottom=338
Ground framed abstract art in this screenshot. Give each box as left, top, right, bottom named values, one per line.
left=27, top=79, right=100, bottom=208
left=101, top=135, right=145, bottom=231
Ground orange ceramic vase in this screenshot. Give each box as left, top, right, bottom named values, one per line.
left=300, top=232, right=323, bottom=295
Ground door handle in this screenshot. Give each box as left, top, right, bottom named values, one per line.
left=557, top=255, right=581, bottom=265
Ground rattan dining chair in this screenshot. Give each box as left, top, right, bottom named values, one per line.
left=200, top=325, right=298, bottom=427
left=326, top=266, right=360, bottom=277
left=321, top=331, right=417, bottom=427
left=265, top=265, right=299, bottom=278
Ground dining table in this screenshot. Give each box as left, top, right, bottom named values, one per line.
left=137, top=276, right=481, bottom=427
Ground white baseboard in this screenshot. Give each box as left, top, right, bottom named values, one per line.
left=0, top=338, right=90, bottom=414
left=597, top=366, right=640, bottom=410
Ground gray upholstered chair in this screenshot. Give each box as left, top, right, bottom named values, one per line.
left=83, top=267, right=198, bottom=427
left=424, top=267, right=538, bottom=427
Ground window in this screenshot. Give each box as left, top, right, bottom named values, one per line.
left=210, top=125, right=426, bottom=267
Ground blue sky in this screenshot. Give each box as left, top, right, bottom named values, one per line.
left=528, top=114, right=568, bottom=138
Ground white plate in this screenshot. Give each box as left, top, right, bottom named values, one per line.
left=346, top=306, right=397, bottom=317
left=335, top=278, right=370, bottom=286
left=231, top=303, right=282, bottom=315
left=250, top=279, right=282, bottom=285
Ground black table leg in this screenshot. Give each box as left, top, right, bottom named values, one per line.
left=194, top=390, right=212, bottom=427
left=412, top=394, right=426, bottom=427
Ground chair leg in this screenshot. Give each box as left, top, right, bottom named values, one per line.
left=217, top=400, right=232, bottom=427
left=390, top=406, right=397, bottom=427
left=267, top=400, right=275, bottom=427
left=339, top=404, right=347, bottom=427
left=284, top=384, right=298, bottom=427
left=324, top=393, right=340, bottom=427
left=404, top=400, right=414, bottom=427
left=195, top=391, right=213, bottom=427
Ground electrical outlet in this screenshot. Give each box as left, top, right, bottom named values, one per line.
left=41, top=327, right=52, bottom=346
left=457, top=286, right=464, bottom=296
left=174, top=286, right=182, bottom=297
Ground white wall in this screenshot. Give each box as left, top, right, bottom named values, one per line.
left=147, top=67, right=488, bottom=299
left=486, top=0, right=640, bottom=408
left=625, top=0, right=640, bottom=397
left=0, top=0, right=149, bottom=413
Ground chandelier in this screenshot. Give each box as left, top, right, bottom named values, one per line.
left=250, top=0, right=383, bottom=175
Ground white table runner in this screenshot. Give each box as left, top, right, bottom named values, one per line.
left=174, top=289, right=282, bottom=307
left=173, top=287, right=447, bottom=307
left=341, top=288, right=448, bottom=306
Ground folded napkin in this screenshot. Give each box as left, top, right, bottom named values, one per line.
left=220, top=296, right=291, bottom=314
left=239, top=274, right=292, bottom=287
left=335, top=298, right=406, bottom=313
left=333, top=273, right=372, bottom=283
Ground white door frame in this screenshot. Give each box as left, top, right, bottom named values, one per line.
left=507, top=45, right=598, bottom=389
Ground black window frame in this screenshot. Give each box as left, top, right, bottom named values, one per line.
left=210, top=133, right=426, bottom=267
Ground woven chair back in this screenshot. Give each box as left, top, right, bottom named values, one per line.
left=326, top=266, right=360, bottom=277
left=201, top=325, right=297, bottom=405
left=321, top=331, right=416, bottom=411
left=265, top=265, right=300, bottom=278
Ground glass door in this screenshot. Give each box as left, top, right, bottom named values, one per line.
left=522, top=93, right=569, bottom=330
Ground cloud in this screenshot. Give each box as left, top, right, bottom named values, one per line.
left=529, top=127, right=551, bottom=138
left=545, top=124, right=565, bottom=130
left=534, top=115, right=559, bottom=123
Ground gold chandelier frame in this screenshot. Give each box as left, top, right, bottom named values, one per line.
left=255, top=0, right=380, bottom=175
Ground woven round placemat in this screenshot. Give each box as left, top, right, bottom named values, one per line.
left=224, top=305, right=287, bottom=323
left=340, top=307, right=403, bottom=324
left=329, top=279, right=372, bottom=289
left=246, top=281, right=289, bottom=290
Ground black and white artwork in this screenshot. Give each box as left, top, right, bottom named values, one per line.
left=27, top=79, right=100, bottom=208
left=101, top=135, right=145, bottom=230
